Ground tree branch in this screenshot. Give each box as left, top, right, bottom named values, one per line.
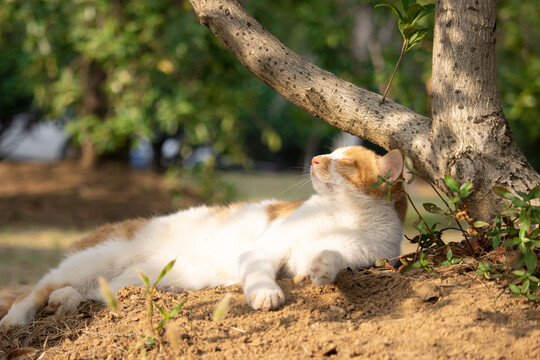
left=189, top=0, right=438, bottom=177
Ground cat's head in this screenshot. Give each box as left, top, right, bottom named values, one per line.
left=310, top=146, right=404, bottom=200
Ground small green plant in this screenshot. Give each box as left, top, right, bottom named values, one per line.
left=411, top=251, right=434, bottom=273
left=475, top=261, right=501, bottom=280
left=373, top=153, right=540, bottom=300
left=440, top=247, right=462, bottom=267
left=130, top=259, right=188, bottom=354
left=478, top=186, right=540, bottom=299
left=375, top=0, right=434, bottom=103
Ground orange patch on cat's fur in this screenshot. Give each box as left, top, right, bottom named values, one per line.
left=340, top=147, right=407, bottom=221
left=67, top=218, right=149, bottom=254
left=341, top=147, right=378, bottom=190
left=342, top=147, right=405, bottom=201
left=393, top=193, right=408, bottom=223
left=32, top=283, right=69, bottom=309
left=265, top=200, right=305, bottom=222
left=212, top=203, right=246, bottom=223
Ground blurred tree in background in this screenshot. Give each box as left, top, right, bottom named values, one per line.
left=0, top=0, right=538, bottom=170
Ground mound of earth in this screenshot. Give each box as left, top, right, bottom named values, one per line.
left=2, top=266, right=539, bottom=359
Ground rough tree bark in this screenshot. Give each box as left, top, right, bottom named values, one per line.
left=188, top=0, right=540, bottom=221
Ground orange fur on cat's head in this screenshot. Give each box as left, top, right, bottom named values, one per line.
left=310, top=146, right=407, bottom=220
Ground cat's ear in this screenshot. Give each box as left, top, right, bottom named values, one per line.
left=377, top=150, right=403, bottom=183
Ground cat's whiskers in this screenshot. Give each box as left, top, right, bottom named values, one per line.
left=277, top=172, right=312, bottom=197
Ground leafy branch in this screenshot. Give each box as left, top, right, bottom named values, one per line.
left=375, top=0, right=434, bottom=104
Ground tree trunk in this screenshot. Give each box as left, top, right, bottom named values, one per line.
left=188, top=0, right=540, bottom=221
left=79, top=58, right=108, bottom=169
left=430, top=0, right=538, bottom=220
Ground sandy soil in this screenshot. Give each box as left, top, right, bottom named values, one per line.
left=0, top=161, right=539, bottom=359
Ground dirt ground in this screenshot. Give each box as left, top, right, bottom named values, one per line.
left=0, top=161, right=539, bottom=359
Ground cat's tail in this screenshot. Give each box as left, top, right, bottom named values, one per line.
left=0, top=287, right=32, bottom=319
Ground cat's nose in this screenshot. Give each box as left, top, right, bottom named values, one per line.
left=312, top=157, right=320, bottom=165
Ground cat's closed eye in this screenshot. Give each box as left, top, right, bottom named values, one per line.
left=337, top=158, right=355, bottom=167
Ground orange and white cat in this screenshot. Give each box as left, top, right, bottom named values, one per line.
left=0, top=146, right=406, bottom=330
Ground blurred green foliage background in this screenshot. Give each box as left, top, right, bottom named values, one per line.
left=0, top=0, right=538, bottom=169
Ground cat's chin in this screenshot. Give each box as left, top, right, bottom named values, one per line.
left=310, top=173, right=340, bottom=194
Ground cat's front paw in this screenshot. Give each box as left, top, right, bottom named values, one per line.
left=309, top=250, right=344, bottom=286
left=245, top=282, right=285, bottom=311
left=45, top=286, right=84, bottom=315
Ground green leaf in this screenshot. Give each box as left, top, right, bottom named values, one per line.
left=154, top=298, right=187, bottom=331
left=459, top=182, right=473, bottom=197
left=516, top=190, right=529, bottom=200
left=524, top=247, right=537, bottom=272
left=493, top=186, right=516, bottom=200
left=401, top=0, right=411, bottom=13
left=513, top=269, right=526, bottom=276
left=449, top=196, right=461, bottom=204
left=500, top=209, right=519, bottom=218
left=508, top=283, right=520, bottom=295
left=444, top=175, right=460, bottom=193
left=407, top=4, right=423, bottom=23
left=155, top=303, right=168, bottom=318
left=413, top=4, right=435, bottom=24
left=136, top=269, right=150, bottom=290
left=522, top=279, right=530, bottom=293
left=446, top=247, right=453, bottom=261
left=440, top=260, right=451, bottom=266
left=155, top=319, right=167, bottom=331
left=402, top=25, right=425, bottom=39
left=405, top=28, right=428, bottom=51
left=474, top=221, right=490, bottom=228
left=492, top=233, right=502, bottom=249
left=407, top=174, right=416, bottom=184
left=375, top=3, right=405, bottom=22
left=169, top=297, right=188, bottom=318
left=529, top=185, right=540, bottom=200
left=423, top=202, right=446, bottom=215
left=519, top=210, right=531, bottom=232
left=154, top=259, right=176, bottom=287
left=512, top=198, right=527, bottom=208
left=404, top=156, right=414, bottom=172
